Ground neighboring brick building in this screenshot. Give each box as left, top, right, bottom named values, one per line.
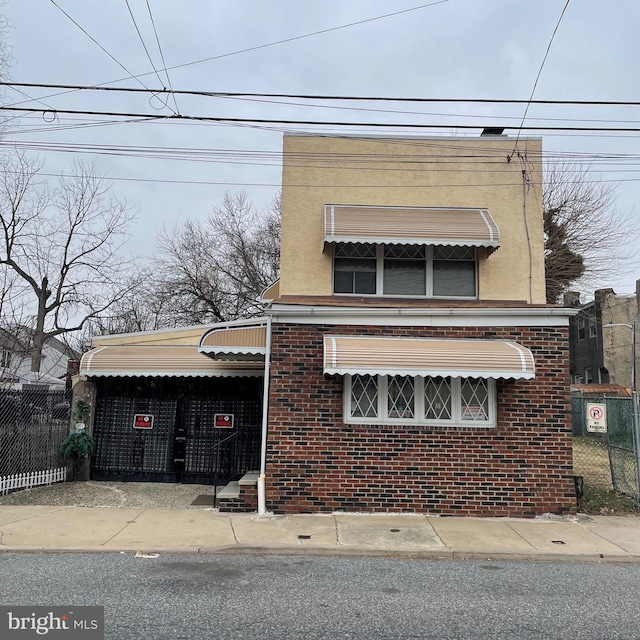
left=263, top=132, right=577, bottom=517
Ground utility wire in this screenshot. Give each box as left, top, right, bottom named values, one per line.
left=47, top=0, right=173, bottom=110
left=7, top=1, right=449, bottom=109
left=4, top=81, right=640, bottom=106
left=123, top=0, right=168, bottom=92
left=4, top=105, right=640, bottom=132
left=144, top=0, right=179, bottom=114
left=512, top=0, right=571, bottom=151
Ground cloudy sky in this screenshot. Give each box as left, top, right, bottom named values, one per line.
left=2, top=0, right=639, bottom=295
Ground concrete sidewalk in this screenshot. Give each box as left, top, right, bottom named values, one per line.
left=1, top=505, right=639, bottom=561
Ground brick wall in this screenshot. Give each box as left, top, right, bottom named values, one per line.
left=266, top=323, right=576, bottom=517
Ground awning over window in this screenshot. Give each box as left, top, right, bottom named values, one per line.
left=323, top=336, right=534, bottom=379
left=80, top=345, right=263, bottom=378
left=324, top=205, right=500, bottom=252
left=199, top=325, right=266, bottom=360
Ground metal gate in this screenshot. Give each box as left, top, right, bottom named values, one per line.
left=572, top=393, right=640, bottom=503
left=91, top=377, right=262, bottom=484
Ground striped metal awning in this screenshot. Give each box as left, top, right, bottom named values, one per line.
left=323, top=336, right=535, bottom=379
left=80, top=345, right=263, bottom=378
left=199, top=324, right=266, bottom=360
left=323, top=205, right=500, bottom=251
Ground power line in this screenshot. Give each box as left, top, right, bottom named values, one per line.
left=144, top=0, right=179, bottom=114
left=123, top=0, right=167, bottom=91
left=513, top=0, right=572, bottom=149
left=4, top=1, right=450, bottom=109
left=47, top=0, right=173, bottom=110
left=4, top=105, right=640, bottom=132
left=4, top=81, right=640, bottom=106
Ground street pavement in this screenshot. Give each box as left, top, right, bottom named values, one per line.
left=1, top=503, right=640, bottom=561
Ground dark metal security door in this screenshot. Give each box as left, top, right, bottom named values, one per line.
left=91, top=378, right=262, bottom=484
left=177, top=398, right=261, bottom=484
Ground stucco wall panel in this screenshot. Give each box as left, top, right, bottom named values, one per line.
left=280, top=135, right=545, bottom=303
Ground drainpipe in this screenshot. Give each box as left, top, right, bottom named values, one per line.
left=257, top=315, right=272, bottom=515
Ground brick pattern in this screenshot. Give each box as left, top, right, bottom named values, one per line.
left=218, top=484, right=258, bottom=513
left=266, top=323, right=576, bottom=517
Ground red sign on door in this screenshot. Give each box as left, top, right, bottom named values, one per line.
left=133, top=414, right=154, bottom=429
left=214, top=414, right=234, bottom=429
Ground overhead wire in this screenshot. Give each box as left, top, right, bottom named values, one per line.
left=144, top=0, right=179, bottom=114
left=4, top=104, right=640, bottom=133
left=5, top=81, right=640, bottom=107
left=123, top=0, right=169, bottom=96
left=46, top=0, right=176, bottom=114
left=4, top=1, right=449, bottom=109
left=511, top=0, right=572, bottom=153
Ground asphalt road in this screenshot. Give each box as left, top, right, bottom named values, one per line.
left=0, top=553, right=638, bottom=639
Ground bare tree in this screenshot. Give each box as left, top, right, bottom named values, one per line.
left=544, top=160, right=638, bottom=303
left=152, top=191, right=280, bottom=325
left=71, top=270, right=173, bottom=352
left=0, top=152, right=138, bottom=374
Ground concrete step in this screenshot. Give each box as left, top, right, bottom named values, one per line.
left=216, top=481, right=240, bottom=499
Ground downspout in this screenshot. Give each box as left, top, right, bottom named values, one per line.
left=257, top=315, right=272, bottom=515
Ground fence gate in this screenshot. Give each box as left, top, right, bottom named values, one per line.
left=91, top=378, right=262, bottom=484
left=571, top=393, right=639, bottom=502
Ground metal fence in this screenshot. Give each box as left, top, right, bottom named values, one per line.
left=571, top=394, right=639, bottom=503
left=0, top=385, right=71, bottom=493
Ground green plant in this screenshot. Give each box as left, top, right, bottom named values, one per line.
left=59, top=431, right=96, bottom=481
left=74, top=399, right=91, bottom=424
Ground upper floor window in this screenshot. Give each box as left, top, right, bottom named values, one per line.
left=333, top=243, right=477, bottom=298
left=577, top=318, right=586, bottom=340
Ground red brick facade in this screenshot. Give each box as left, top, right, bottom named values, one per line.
left=265, top=322, right=576, bottom=517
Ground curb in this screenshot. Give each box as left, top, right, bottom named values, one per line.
left=1, top=545, right=639, bottom=563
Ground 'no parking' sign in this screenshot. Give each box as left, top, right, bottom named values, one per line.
left=586, top=403, right=607, bottom=433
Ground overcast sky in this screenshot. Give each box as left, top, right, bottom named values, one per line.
left=2, top=0, right=639, bottom=296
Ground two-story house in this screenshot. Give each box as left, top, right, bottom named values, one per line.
left=260, top=132, right=576, bottom=517
left=79, top=132, right=577, bottom=517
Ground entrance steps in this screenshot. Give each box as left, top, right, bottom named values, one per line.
left=217, top=471, right=259, bottom=512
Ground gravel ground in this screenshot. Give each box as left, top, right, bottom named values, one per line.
left=0, top=480, right=216, bottom=510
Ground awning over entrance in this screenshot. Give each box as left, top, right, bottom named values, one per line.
left=323, top=205, right=501, bottom=252
left=199, top=324, right=266, bottom=361
left=323, top=336, right=535, bottom=379
left=80, top=345, right=263, bottom=377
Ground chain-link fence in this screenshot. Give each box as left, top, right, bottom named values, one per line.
left=0, top=386, right=71, bottom=493
left=572, top=394, right=639, bottom=506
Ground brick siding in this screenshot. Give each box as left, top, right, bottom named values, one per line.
left=266, top=323, right=576, bottom=517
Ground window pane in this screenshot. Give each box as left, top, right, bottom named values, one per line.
left=460, top=378, right=489, bottom=421
left=334, top=257, right=376, bottom=294
left=384, top=259, right=426, bottom=295
left=424, top=376, right=452, bottom=420
left=351, top=374, right=378, bottom=418
left=433, top=261, right=476, bottom=297
left=387, top=376, right=415, bottom=419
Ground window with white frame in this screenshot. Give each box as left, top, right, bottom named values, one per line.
left=333, top=243, right=477, bottom=298
left=345, top=374, right=495, bottom=426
